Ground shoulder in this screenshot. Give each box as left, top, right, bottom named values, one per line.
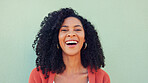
left=29, top=67, right=42, bottom=83
left=30, top=67, right=39, bottom=75
left=29, top=67, right=49, bottom=83
left=95, top=68, right=109, bottom=76
left=95, top=68, right=110, bottom=83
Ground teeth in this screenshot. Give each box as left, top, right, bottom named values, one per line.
left=66, top=41, right=78, bottom=44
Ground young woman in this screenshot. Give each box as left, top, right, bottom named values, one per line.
left=29, top=8, right=110, bottom=83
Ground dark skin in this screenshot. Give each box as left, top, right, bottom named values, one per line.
left=55, top=17, right=88, bottom=83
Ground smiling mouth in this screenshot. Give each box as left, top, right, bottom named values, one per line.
left=65, top=40, right=78, bottom=47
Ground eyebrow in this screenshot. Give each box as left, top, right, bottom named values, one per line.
left=61, top=25, right=82, bottom=28
left=74, top=25, right=82, bottom=27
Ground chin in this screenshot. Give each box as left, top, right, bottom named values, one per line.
left=63, top=51, right=80, bottom=56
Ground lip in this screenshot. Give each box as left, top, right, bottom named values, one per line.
left=66, top=44, right=77, bottom=48
left=65, top=40, right=79, bottom=48
left=65, top=40, right=78, bottom=43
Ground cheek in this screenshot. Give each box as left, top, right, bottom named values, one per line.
left=58, top=33, right=63, bottom=41
left=79, top=33, right=85, bottom=42
left=58, top=33, right=65, bottom=45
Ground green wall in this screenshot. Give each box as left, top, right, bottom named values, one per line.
left=0, top=0, right=147, bottom=83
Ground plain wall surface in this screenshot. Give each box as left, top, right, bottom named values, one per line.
left=0, top=0, right=147, bottom=83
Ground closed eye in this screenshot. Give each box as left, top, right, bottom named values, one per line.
left=75, top=29, right=81, bottom=31
left=61, top=29, right=68, bottom=31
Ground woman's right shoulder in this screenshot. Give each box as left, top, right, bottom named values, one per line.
left=29, top=67, right=48, bottom=83
left=29, top=67, right=41, bottom=83
left=30, top=67, right=40, bottom=75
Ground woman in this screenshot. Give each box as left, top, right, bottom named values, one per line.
left=29, top=8, right=110, bottom=83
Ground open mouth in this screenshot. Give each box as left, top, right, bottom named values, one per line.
left=65, top=40, right=78, bottom=47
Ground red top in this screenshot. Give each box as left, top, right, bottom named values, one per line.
left=29, top=66, right=110, bottom=83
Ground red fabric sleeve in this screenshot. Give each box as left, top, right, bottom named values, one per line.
left=103, top=71, right=110, bottom=83
left=95, top=69, right=110, bottom=83
left=29, top=68, right=42, bottom=83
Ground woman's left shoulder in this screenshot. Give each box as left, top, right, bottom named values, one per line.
left=95, top=68, right=109, bottom=76
left=95, top=68, right=110, bottom=83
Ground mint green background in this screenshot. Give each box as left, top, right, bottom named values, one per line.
left=0, top=0, right=147, bottom=83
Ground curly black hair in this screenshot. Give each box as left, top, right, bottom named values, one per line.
left=32, top=7, right=105, bottom=79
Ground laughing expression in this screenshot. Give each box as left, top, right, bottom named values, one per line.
left=58, top=17, right=85, bottom=56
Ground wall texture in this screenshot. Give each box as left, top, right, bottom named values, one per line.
left=0, top=0, right=147, bottom=83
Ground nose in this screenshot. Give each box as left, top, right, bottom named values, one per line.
left=67, top=32, right=76, bottom=37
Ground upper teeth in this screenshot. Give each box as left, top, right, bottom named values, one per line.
left=66, top=41, right=78, bottom=44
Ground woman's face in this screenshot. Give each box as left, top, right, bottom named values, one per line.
left=58, top=17, right=85, bottom=56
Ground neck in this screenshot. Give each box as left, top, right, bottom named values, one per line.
left=62, top=52, right=87, bottom=75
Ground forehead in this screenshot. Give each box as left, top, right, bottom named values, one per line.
left=62, top=17, right=82, bottom=25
